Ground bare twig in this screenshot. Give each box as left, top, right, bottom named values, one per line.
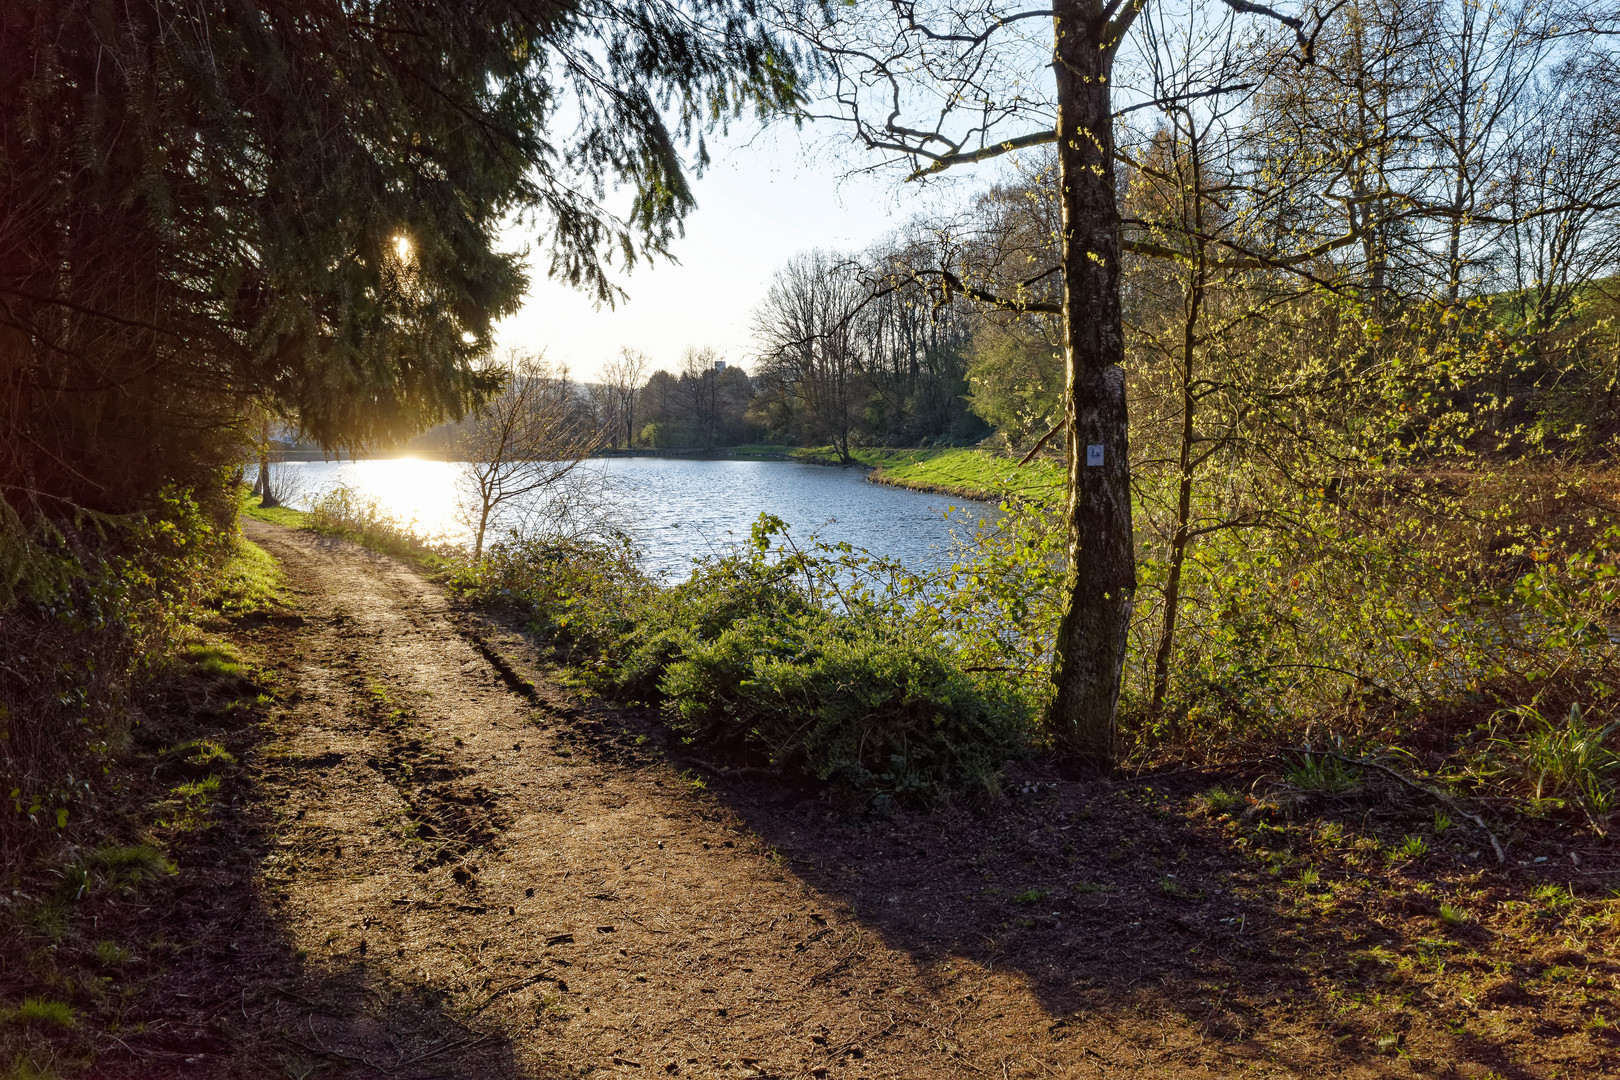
left=1017, top=421, right=1066, bottom=466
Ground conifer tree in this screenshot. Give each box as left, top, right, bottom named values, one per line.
left=0, top=0, right=800, bottom=515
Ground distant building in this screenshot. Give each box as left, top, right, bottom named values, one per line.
left=714, top=360, right=727, bottom=372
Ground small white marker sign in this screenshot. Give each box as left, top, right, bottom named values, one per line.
left=1086, top=444, right=1105, bottom=467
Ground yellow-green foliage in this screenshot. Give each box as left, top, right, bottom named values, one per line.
left=2, top=483, right=239, bottom=861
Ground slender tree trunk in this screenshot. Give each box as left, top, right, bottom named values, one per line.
left=1047, top=0, right=1135, bottom=768
left=474, top=470, right=495, bottom=559
left=258, top=415, right=281, bottom=508
left=1150, top=264, right=1203, bottom=718
left=1446, top=147, right=1467, bottom=303
left=1151, top=130, right=1208, bottom=721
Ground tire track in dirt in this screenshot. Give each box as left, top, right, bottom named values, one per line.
left=237, top=519, right=1390, bottom=1079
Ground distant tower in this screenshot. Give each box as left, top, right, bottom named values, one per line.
left=713, top=360, right=727, bottom=372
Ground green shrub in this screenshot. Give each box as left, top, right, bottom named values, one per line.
left=450, top=531, right=649, bottom=657
left=661, top=610, right=1029, bottom=800
left=455, top=514, right=1034, bottom=801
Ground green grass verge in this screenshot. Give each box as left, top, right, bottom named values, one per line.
left=211, top=536, right=285, bottom=613
left=792, top=447, right=1063, bottom=501
left=238, top=485, right=308, bottom=528
left=236, top=484, right=452, bottom=573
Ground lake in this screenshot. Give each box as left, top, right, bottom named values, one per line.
left=253, top=457, right=989, bottom=579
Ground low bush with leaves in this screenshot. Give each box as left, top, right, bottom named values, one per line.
left=449, top=529, right=649, bottom=656
left=0, top=481, right=240, bottom=872
left=662, top=609, right=1027, bottom=799
left=457, top=515, right=1034, bottom=802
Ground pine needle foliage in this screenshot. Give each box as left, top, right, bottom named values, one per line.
left=1, top=0, right=802, bottom=518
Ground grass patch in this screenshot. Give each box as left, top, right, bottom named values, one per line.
left=1387, top=834, right=1429, bottom=863
left=1, top=1055, right=63, bottom=1080
left=1438, top=902, right=1472, bottom=928
left=1282, top=753, right=1362, bottom=795
left=91, top=941, right=129, bottom=967
left=789, top=447, right=1063, bottom=501
left=1198, top=786, right=1246, bottom=816
left=167, top=738, right=237, bottom=771
left=3, top=1000, right=75, bottom=1030
left=211, top=535, right=284, bottom=612
left=238, top=485, right=308, bottom=528
left=179, top=641, right=249, bottom=680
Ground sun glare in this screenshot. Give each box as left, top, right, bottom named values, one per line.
left=393, top=234, right=413, bottom=261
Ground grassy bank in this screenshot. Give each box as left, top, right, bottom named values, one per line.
left=785, top=446, right=1064, bottom=500
left=859, top=448, right=1061, bottom=500
left=238, top=492, right=307, bottom=528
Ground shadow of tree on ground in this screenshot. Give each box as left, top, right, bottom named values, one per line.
left=548, top=687, right=1620, bottom=1080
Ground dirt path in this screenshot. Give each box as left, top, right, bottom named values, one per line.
left=120, top=519, right=1612, bottom=1079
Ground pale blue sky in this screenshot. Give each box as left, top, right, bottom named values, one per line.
left=492, top=121, right=964, bottom=382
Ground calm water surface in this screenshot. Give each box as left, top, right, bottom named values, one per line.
left=260, top=457, right=987, bottom=579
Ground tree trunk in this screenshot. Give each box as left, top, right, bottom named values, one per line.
left=1150, top=274, right=1202, bottom=718
left=1151, top=131, right=1208, bottom=722
left=474, top=481, right=494, bottom=560
left=1047, top=0, right=1135, bottom=768
left=258, top=417, right=281, bottom=508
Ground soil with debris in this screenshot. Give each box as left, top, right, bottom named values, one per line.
left=92, top=520, right=1620, bottom=1078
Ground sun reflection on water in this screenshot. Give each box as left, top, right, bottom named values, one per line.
left=278, top=458, right=468, bottom=541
